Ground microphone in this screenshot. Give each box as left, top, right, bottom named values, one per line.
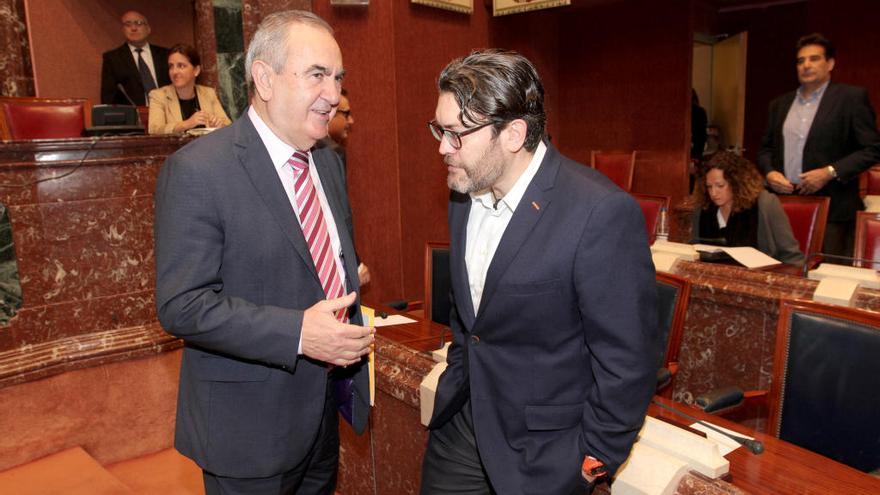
left=650, top=399, right=765, bottom=455
left=116, top=83, right=144, bottom=127
left=800, top=252, right=878, bottom=277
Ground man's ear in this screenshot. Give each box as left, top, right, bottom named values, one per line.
left=251, top=61, right=274, bottom=101
left=502, top=119, right=528, bottom=153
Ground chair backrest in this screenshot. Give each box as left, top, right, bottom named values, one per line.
left=864, top=165, right=880, bottom=196
left=777, top=195, right=830, bottom=257
left=424, top=241, right=451, bottom=327
left=591, top=150, right=636, bottom=191
left=0, top=97, right=91, bottom=140
left=854, top=211, right=880, bottom=269
left=654, top=272, right=690, bottom=398
left=769, top=299, right=880, bottom=473
left=632, top=193, right=670, bottom=244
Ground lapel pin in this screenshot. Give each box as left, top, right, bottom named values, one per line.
left=531, top=201, right=540, bottom=211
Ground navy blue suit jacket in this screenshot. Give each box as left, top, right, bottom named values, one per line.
left=757, top=82, right=880, bottom=222
left=429, top=144, right=660, bottom=494
left=154, top=114, right=369, bottom=478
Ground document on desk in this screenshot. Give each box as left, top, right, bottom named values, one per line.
left=373, top=314, right=417, bottom=327
left=690, top=422, right=756, bottom=455
left=693, top=244, right=781, bottom=269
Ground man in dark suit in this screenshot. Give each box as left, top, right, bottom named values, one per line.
left=154, top=10, right=373, bottom=495
left=100, top=11, right=170, bottom=106
left=420, top=50, right=660, bottom=494
left=316, top=89, right=370, bottom=286
left=758, top=33, right=880, bottom=257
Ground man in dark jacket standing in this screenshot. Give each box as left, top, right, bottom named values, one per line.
left=758, top=33, right=880, bottom=257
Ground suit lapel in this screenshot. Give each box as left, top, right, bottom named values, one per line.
left=805, top=82, right=839, bottom=145
left=167, top=87, right=182, bottom=123
left=312, top=149, right=359, bottom=293
left=119, top=44, right=144, bottom=93
left=233, top=115, right=322, bottom=286
left=474, top=145, right=558, bottom=320
left=449, top=192, right=476, bottom=329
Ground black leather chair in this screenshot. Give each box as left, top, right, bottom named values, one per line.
left=655, top=272, right=690, bottom=397
left=698, top=299, right=880, bottom=473
left=424, top=241, right=451, bottom=327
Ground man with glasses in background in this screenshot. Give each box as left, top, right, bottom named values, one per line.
left=420, top=49, right=660, bottom=494
left=316, top=89, right=370, bottom=286
left=101, top=10, right=170, bottom=106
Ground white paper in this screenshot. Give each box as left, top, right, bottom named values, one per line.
left=694, top=244, right=780, bottom=269
left=373, top=314, right=417, bottom=327
left=690, top=421, right=755, bottom=455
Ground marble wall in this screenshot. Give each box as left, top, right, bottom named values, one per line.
left=213, top=0, right=248, bottom=119
left=0, top=0, right=34, bottom=96
left=0, top=136, right=189, bottom=387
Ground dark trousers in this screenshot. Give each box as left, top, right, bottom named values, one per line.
left=421, top=400, right=594, bottom=495
left=203, top=384, right=339, bottom=495
left=823, top=219, right=855, bottom=260
left=421, top=400, right=496, bottom=495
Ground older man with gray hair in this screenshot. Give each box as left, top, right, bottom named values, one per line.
left=155, top=10, right=373, bottom=495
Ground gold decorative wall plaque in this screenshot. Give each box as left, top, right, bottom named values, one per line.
left=493, top=0, right=570, bottom=17
left=412, top=0, right=474, bottom=15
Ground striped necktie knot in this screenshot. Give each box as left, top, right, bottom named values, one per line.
left=289, top=150, right=310, bottom=171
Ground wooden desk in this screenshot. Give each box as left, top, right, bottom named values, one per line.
left=649, top=396, right=880, bottom=495
left=340, top=309, right=880, bottom=495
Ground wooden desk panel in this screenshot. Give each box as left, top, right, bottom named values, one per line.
left=0, top=135, right=189, bottom=387
left=340, top=310, right=880, bottom=494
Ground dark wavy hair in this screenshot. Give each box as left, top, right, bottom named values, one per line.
left=796, top=33, right=836, bottom=60
left=692, top=151, right=765, bottom=213
left=437, top=49, right=546, bottom=152
left=169, top=44, right=200, bottom=67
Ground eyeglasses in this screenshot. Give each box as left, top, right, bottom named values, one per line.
left=123, top=20, right=148, bottom=27
left=428, top=120, right=493, bottom=150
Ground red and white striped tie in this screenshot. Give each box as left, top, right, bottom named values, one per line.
left=289, top=150, right=347, bottom=322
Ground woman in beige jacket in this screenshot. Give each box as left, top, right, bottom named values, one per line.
left=148, top=44, right=230, bottom=134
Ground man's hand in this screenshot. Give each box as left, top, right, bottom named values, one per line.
left=798, top=166, right=834, bottom=195
left=766, top=171, right=795, bottom=194
left=357, top=263, right=371, bottom=286
left=301, top=292, right=375, bottom=366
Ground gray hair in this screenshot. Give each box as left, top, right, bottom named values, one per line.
left=245, top=10, right=334, bottom=89
left=438, top=49, right=546, bottom=151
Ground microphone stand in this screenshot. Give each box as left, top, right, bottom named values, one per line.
left=116, top=83, right=144, bottom=128
left=651, top=399, right=765, bottom=455
left=800, top=252, right=879, bottom=278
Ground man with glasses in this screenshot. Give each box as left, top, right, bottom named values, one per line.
left=101, top=10, right=170, bottom=106
left=421, top=49, right=660, bottom=494
left=318, top=89, right=371, bottom=286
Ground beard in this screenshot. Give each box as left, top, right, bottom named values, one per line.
left=446, top=139, right=505, bottom=194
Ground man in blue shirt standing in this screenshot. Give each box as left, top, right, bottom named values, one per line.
left=758, top=33, right=880, bottom=258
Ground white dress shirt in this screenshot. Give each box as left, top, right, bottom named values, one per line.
left=248, top=107, right=347, bottom=353
left=128, top=43, right=158, bottom=86
left=466, top=141, right=546, bottom=313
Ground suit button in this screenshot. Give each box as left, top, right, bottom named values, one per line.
left=471, top=335, right=480, bottom=344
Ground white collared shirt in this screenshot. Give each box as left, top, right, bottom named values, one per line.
left=128, top=43, right=158, bottom=86
left=465, top=141, right=547, bottom=313
left=247, top=106, right=347, bottom=297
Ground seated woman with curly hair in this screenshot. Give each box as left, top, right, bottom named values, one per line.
left=690, top=151, right=804, bottom=265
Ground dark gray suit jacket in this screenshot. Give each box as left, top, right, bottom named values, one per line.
left=757, top=82, right=880, bottom=222
left=101, top=43, right=170, bottom=106
left=154, top=114, right=369, bottom=478
left=429, top=144, right=660, bottom=494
